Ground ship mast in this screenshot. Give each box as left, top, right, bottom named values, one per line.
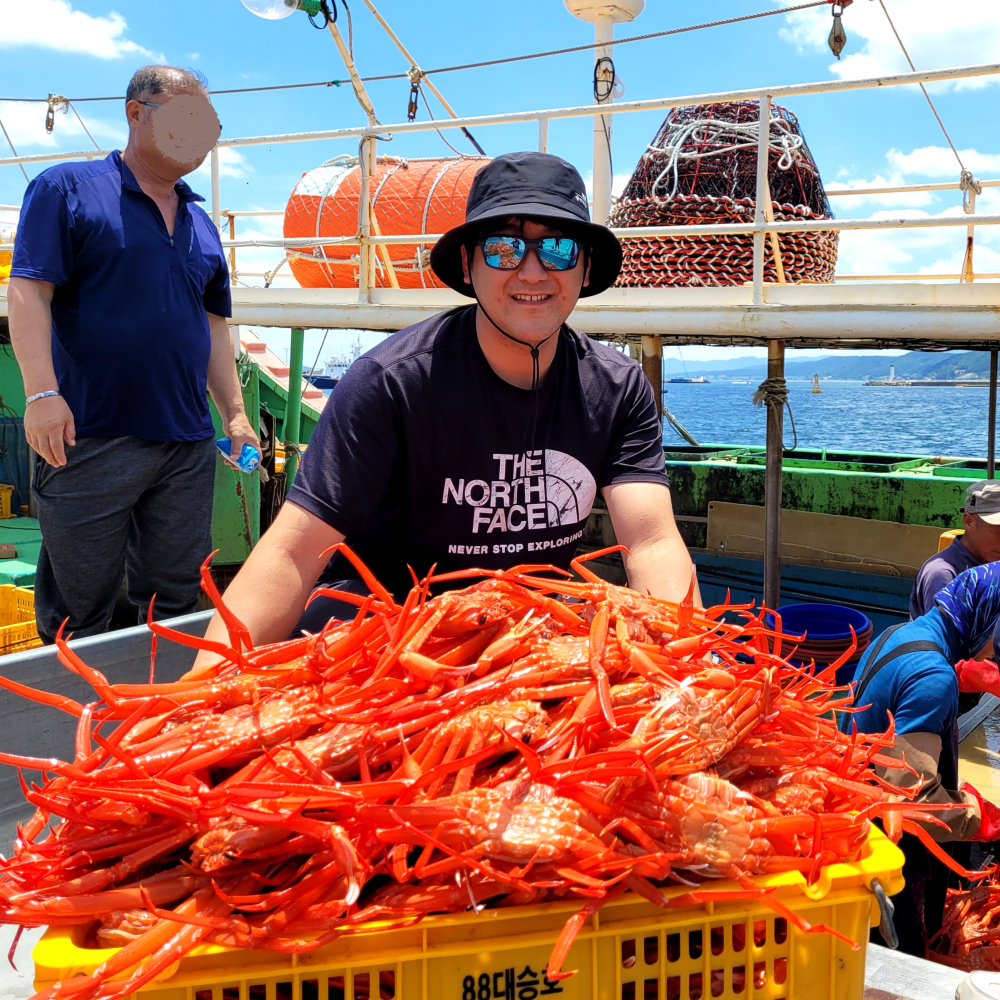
left=564, top=0, right=644, bottom=225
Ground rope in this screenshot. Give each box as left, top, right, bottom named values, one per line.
left=662, top=403, right=700, bottom=446
left=752, top=375, right=798, bottom=450
left=0, top=2, right=830, bottom=104
left=648, top=113, right=807, bottom=205
left=876, top=0, right=966, bottom=175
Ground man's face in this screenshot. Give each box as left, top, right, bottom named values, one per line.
left=963, top=511, right=1000, bottom=563
left=126, top=87, right=220, bottom=176
left=460, top=218, right=591, bottom=345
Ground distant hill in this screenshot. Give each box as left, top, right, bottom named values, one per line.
left=664, top=350, right=993, bottom=382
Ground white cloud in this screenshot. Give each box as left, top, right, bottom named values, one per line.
left=192, top=147, right=253, bottom=182
left=826, top=175, right=934, bottom=210
left=778, top=0, right=1000, bottom=90
left=833, top=197, right=1000, bottom=277
left=825, top=145, right=1000, bottom=216
left=0, top=0, right=162, bottom=61
left=0, top=100, right=126, bottom=150
left=225, top=214, right=295, bottom=288
left=582, top=171, right=631, bottom=197
left=886, top=146, right=1000, bottom=179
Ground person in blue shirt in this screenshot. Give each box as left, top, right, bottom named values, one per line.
left=849, top=562, right=1000, bottom=956
left=909, top=480, right=1000, bottom=619
left=6, top=65, right=259, bottom=643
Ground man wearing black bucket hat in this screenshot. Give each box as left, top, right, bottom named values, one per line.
left=193, top=152, right=696, bottom=658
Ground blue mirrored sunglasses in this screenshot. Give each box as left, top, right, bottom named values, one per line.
left=477, top=235, right=580, bottom=271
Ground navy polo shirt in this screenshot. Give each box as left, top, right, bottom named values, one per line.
left=10, top=150, right=230, bottom=441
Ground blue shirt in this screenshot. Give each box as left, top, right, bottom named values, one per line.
left=848, top=607, right=960, bottom=740
left=10, top=151, right=230, bottom=441
left=909, top=535, right=980, bottom=619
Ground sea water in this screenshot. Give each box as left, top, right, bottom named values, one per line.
left=663, top=381, right=991, bottom=457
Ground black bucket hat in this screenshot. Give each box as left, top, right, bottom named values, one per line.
left=430, top=151, right=622, bottom=298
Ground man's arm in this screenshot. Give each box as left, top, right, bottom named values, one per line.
left=206, top=312, right=258, bottom=463
left=7, top=276, right=76, bottom=467
left=190, top=501, right=343, bottom=676
left=603, top=481, right=700, bottom=605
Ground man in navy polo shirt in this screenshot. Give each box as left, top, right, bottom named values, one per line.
left=7, top=65, right=258, bottom=643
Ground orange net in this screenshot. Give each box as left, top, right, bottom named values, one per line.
left=284, top=155, right=489, bottom=289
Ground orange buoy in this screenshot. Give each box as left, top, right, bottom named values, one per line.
left=283, top=155, right=488, bottom=289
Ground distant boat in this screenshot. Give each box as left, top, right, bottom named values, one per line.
left=667, top=375, right=708, bottom=383
left=306, top=337, right=364, bottom=391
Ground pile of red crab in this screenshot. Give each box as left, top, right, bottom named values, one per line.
left=0, top=545, right=977, bottom=1000
left=931, top=876, right=1000, bottom=970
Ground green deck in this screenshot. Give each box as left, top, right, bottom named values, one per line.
left=0, top=517, right=40, bottom=586
left=664, top=443, right=971, bottom=550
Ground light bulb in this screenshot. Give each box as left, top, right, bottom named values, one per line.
left=240, top=0, right=297, bottom=20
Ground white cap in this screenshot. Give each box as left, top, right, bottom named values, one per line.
left=965, top=480, right=1000, bottom=526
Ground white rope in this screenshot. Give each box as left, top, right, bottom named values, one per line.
left=646, top=112, right=809, bottom=205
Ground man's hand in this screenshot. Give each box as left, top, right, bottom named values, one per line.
left=224, top=411, right=260, bottom=468
left=25, top=394, right=76, bottom=467
left=7, top=276, right=75, bottom=467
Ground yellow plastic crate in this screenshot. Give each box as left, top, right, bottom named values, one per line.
left=33, top=828, right=903, bottom=1000
left=939, top=528, right=965, bottom=552
left=0, top=584, right=40, bottom=654
left=0, top=484, right=14, bottom=519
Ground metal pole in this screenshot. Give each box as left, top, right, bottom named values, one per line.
left=641, top=335, right=663, bottom=431
left=989, top=348, right=998, bottom=479
left=210, top=147, right=221, bottom=232
left=228, top=214, right=236, bottom=279
left=764, top=339, right=785, bottom=610
left=284, top=327, right=304, bottom=489
left=752, top=94, right=771, bottom=306
left=325, top=21, right=379, bottom=126
left=538, top=117, right=549, bottom=154
left=358, top=136, right=373, bottom=301
left=592, top=16, right=615, bottom=226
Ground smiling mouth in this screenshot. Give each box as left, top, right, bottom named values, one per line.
left=511, top=293, right=551, bottom=302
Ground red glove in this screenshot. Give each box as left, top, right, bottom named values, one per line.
left=955, top=659, right=1000, bottom=696
left=961, top=781, right=1000, bottom=842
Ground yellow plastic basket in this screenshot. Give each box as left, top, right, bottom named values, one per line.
left=0, top=584, right=40, bottom=654
left=32, top=828, right=903, bottom=1000
left=0, top=484, right=14, bottom=520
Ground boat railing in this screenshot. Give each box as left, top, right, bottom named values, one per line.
left=2, top=59, right=1000, bottom=303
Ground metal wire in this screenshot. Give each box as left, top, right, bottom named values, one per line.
left=0, top=117, right=29, bottom=182
left=68, top=101, right=101, bottom=150
left=0, top=1, right=830, bottom=103
left=877, top=0, right=964, bottom=172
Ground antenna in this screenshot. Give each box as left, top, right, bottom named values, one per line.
left=564, top=0, right=644, bottom=225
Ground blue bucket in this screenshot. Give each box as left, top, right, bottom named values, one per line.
left=764, top=603, right=873, bottom=686
left=766, top=603, right=871, bottom=642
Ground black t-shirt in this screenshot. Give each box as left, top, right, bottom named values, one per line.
left=288, top=305, right=669, bottom=595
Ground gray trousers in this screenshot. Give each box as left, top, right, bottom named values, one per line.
left=32, top=436, right=216, bottom=644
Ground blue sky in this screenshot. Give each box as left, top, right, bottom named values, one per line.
left=1, top=0, right=998, bottom=363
